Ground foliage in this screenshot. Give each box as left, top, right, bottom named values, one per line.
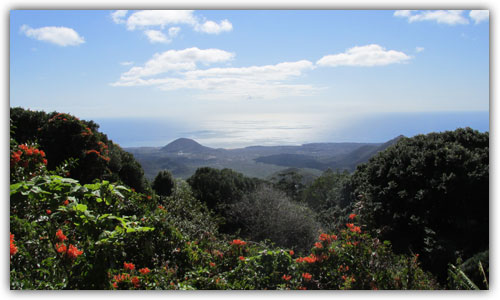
left=349, top=128, right=489, bottom=282
left=230, top=185, right=320, bottom=253
left=10, top=107, right=150, bottom=192
left=153, top=170, right=175, bottom=197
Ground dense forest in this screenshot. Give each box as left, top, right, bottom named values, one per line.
left=9, top=107, right=489, bottom=290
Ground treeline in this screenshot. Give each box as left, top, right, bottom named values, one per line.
left=9, top=107, right=488, bottom=289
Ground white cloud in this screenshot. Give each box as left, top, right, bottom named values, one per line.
left=168, top=27, right=181, bottom=37
left=120, top=61, right=134, bottom=66
left=125, top=10, right=197, bottom=30
left=111, top=10, right=233, bottom=42
left=111, top=47, right=317, bottom=100
left=394, top=10, right=412, bottom=17
left=116, top=47, right=235, bottom=81
left=20, top=25, right=85, bottom=46
left=144, top=30, right=171, bottom=43
left=395, top=10, right=469, bottom=25
left=469, top=10, right=489, bottom=24
left=416, top=47, right=425, bottom=53
left=195, top=19, right=233, bottom=34
left=316, top=44, right=411, bottom=67
left=111, top=10, right=128, bottom=24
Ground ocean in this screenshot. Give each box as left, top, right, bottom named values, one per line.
left=95, top=111, right=489, bottom=149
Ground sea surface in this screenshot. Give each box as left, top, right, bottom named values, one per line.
left=95, top=111, right=489, bottom=149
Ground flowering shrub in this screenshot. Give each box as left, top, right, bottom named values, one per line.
left=10, top=143, right=47, bottom=182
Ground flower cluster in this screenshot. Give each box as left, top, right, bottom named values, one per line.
left=230, top=239, right=247, bottom=246
left=346, top=223, right=362, bottom=234
left=10, top=233, right=18, bottom=256
left=124, top=262, right=135, bottom=271
left=54, top=230, right=82, bottom=261
left=10, top=144, right=47, bottom=169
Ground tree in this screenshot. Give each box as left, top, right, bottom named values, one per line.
left=229, top=185, right=319, bottom=253
left=349, top=128, right=489, bottom=282
left=152, top=170, right=175, bottom=197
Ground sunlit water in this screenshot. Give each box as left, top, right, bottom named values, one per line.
left=95, top=111, right=489, bottom=149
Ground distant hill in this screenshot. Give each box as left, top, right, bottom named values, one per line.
left=253, top=135, right=404, bottom=172
left=126, top=136, right=404, bottom=179
left=255, top=154, right=326, bottom=170
left=161, top=138, right=214, bottom=153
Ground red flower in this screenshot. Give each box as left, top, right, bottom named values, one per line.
left=298, top=286, right=307, bottom=290
left=46, top=209, right=52, bottom=215
left=289, top=250, right=294, bottom=256
left=112, top=282, right=118, bottom=289
left=303, top=254, right=318, bottom=264
left=346, top=223, right=354, bottom=229
left=39, top=150, right=46, bottom=157
left=282, top=274, right=292, bottom=281
left=350, top=226, right=361, bottom=234
left=124, top=262, right=135, bottom=271
left=231, top=239, right=247, bottom=246
left=349, top=213, right=357, bottom=220
left=26, top=148, right=33, bottom=156
left=10, top=233, right=18, bottom=256
left=239, top=256, right=245, bottom=261
left=209, top=262, right=216, bottom=267
left=56, top=229, right=67, bottom=241
left=302, top=273, right=312, bottom=281
left=314, top=242, right=323, bottom=249
left=67, top=244, right=83, bottom=259
left=63, top=199, right=69, bottom=206
left=56, top=243, right=67, bottom=254
left=147, top=195, right=152, bottom=200
left=139, top=267, right=150, bottom=275
left=131, top=276, right=140, bottom=288
left=42, top=159, right=48, bottom=165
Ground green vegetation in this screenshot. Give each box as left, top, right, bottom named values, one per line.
left=10, top=107, right=488, bottom=290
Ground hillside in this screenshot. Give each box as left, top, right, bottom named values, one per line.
left=126, top=137, right=402, bottom=179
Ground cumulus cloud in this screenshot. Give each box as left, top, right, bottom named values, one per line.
left=125, top=10, right=197, bottom=30
left=144, top=30, right=171, bottom=43
left=394, top=10, right=469, bottom=25
left=195, top=19, right=233, bottom=34
left=20, top=25, right=85, bottom=46
left=111, top=47, right=318, bottom=100
left=168, top=27, right=181, bottom=37
left=115, top=47, right=235, bottom=82
left=316, top=44, right=411, bottom=67
left=111, top=10, right=128, bottom=24
left=111, top=10, right=233, bottom=43
left=469, top=10, right=489, bottom=24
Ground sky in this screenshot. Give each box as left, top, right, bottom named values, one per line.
left=9, top=9, right=490, bottom=147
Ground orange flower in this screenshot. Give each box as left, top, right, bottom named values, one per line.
left=239, top=256, right=245, bottom=261
left=56, top=229, right=67, bottom=241
left=346, top=223, right=354, bottom=229
left=314, top=242, right=323, bottom=249
left=67, top=244, right=83, bottom=259
left=349, top=213, right=357, bottom=220
left=139, top=267, right=150, bottom=275
left=63, top=199, right=69, bottom=206
left=282, top=274, right=292, bottom=281
left=131, top=276, right=140, bottom=288
left=56, top=243, right=67, bottom=254
left=231, top=239, right=247, bottom=246
left=124, top=262, right=135, bottom=271
left=10, top=233, right=18, bottom=256
left=289, top=250, right=294, bottom=256
left=302, top=273, right=312, bottom=281
left=209, top=262, right=216, bottom=267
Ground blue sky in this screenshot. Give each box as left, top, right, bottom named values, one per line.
left=9, top=10, right=489, bottom=147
